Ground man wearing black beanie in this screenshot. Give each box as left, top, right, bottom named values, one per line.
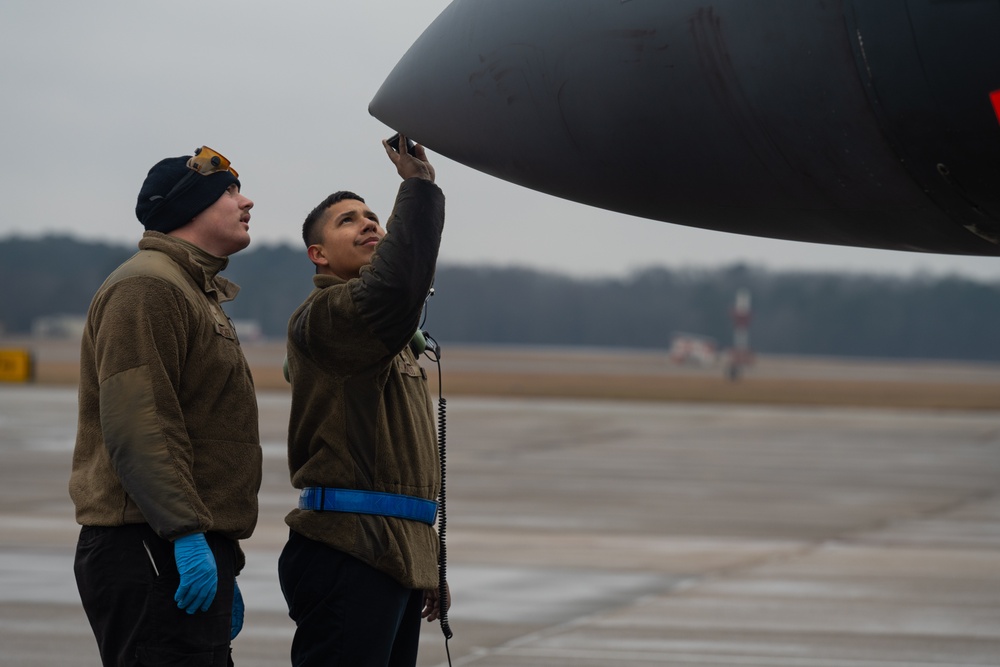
left=70, top=146, right=263, bottom=666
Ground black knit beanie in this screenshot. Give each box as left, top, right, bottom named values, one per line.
left=135, top=155, right=241, bottom=233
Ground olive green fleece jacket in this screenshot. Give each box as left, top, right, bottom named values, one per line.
left=70, top=232, right=262, bottom=565
left=285, top=178, right=445, bottom=589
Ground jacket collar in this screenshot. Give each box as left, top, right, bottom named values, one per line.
left=138, top=231, right=240, bottom=303
left=312, top=273, right=347, bottom=289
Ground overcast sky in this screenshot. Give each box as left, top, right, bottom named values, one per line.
left=2, top=1, right=999, bottom=281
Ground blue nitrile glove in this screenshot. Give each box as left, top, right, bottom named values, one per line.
left=173, top=533, right=218, bottom=614
left=231, top=580, right=244, bottom=639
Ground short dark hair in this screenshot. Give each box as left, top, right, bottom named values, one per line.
left=302, top=190, right=365, bottom=247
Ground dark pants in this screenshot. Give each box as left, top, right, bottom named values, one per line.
left=74, top=524, right=236, bottom=667
left=278, top=530, right=424, bottom=667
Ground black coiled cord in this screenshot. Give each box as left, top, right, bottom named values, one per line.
left=436, top=397, right=453, bottom=642
left=422, top=332, right=454, bottom=660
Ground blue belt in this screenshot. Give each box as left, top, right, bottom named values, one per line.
left=297, top=487, right=438, bottom=525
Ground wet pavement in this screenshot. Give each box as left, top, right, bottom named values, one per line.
left=2, top=382, right=999, bottom=666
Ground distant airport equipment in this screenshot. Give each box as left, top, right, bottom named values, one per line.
left=667, top=333, right=718, bottom=367
left=31, top=315, right=86, bottom=339
left=0, top=348, right=33, bottom=383
left=727, top=289, right=753, bottom=380
left=232, top=320, right=264, bottom=343
left=371, top=0, right=1000, bottom=255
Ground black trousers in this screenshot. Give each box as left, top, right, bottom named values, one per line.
left=278, top=530, right=424, bottom=667
left=74, top=524, right=237, bottom=667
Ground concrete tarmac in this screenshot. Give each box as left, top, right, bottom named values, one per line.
left=2, top=370, right=1000, bottom=665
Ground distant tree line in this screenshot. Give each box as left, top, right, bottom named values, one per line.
left=3, top=234, right=1000, bottom=361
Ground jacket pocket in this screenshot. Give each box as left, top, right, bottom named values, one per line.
left=395, top=355, right=426, bottom=379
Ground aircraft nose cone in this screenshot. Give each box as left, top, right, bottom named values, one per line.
left=371, top=0, right=1000, bottom=255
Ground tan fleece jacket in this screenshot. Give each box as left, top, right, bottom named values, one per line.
left=285, top=178, right=445, bottom=589
left=70, top=232, right=262, bottom=556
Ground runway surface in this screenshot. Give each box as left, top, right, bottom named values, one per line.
left=2, top=370, right=1000, bottom=665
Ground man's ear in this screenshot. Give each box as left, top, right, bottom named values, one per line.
left=306, top=244, right=328, bottom=268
